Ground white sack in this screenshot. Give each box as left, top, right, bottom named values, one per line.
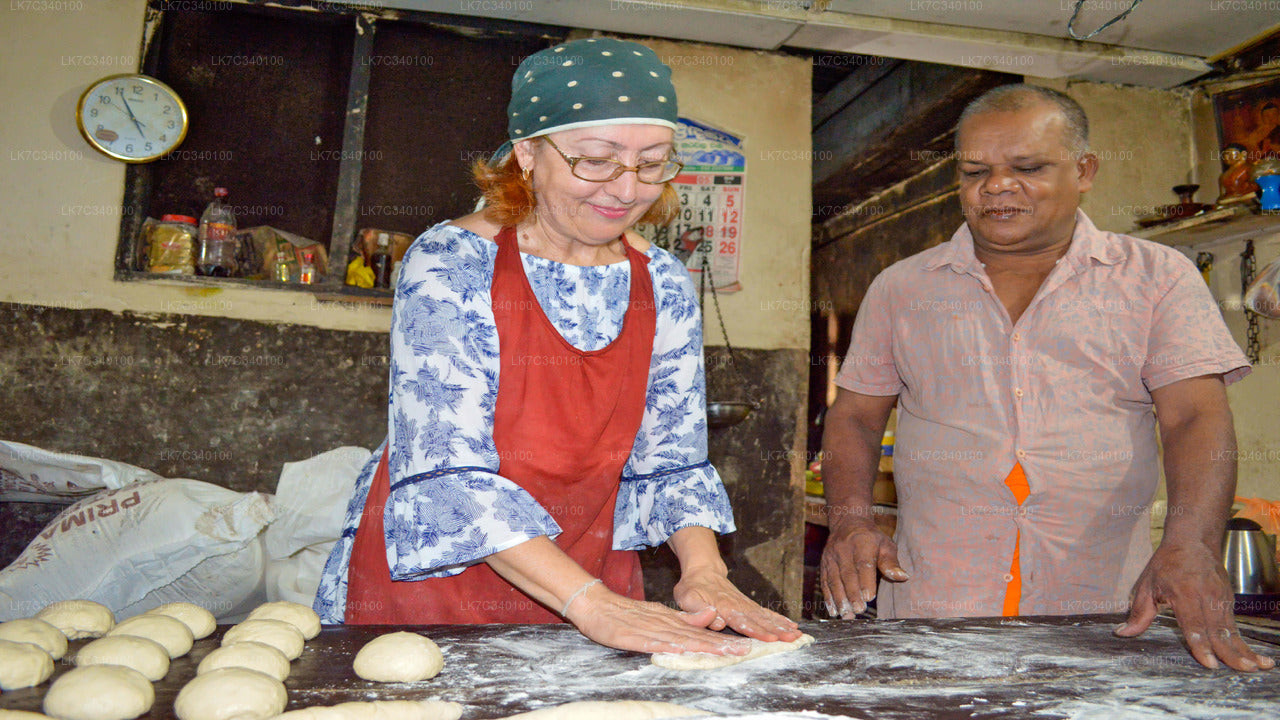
left=0, top=479, right=275, bottom=622
left=264, top=446, right=369, bottom=560
left=0, top=440, right=162, bottom=503
left=262, top=446, right=369, bottom=606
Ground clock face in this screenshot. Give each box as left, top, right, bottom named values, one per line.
left=76, top=74, right=189, bottom=163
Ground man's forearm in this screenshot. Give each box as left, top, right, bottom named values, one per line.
left=1159, top=409, right=1238, bottom=549
left=822, top=402, right=891, bottom=531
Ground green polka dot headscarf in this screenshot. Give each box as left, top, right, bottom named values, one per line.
left=492, top=37, right=678, bottom=163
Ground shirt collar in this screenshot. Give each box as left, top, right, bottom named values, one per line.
left=924, top=209, right=1126, bottom=273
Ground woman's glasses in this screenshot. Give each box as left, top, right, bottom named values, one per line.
left=543, top=136, right=683, bottom=184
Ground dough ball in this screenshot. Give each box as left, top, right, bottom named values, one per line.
left=499, top=701, right=707, bottom=719
left=352, top=631, right=443, bottom=683
left=173, top=667, right=287, bottom=720
left=651, top=633, right=815, bottom=670
left=0, top=618, right=68, bottom=660
left=197, top=641, right=291, bottom=682
left=75, top=635, right=171, bottom=681
left=274, top=700, right=463, bottom=720
left=245, top=601, right=321, bottom=640
left=107, top=614, right=194, bottom=659
left=42, top=665, right=154, bottom=720
left=221, top=619, right=305, bottom=660
left=36, top=600, right=115, bottom=640
left=144, top=602, right=216, bottom=640
left=0, top=638, right=54, bottom=690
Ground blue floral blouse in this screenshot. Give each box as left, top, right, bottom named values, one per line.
left=314, top=222, right=735, bottom=623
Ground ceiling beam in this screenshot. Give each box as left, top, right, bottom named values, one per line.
left=812, top=58, right=903, bottom=128
left=811, top=62, right=1011, bottom=214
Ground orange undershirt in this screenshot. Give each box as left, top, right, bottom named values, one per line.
left=1001, top=462, right=1030, bottom=616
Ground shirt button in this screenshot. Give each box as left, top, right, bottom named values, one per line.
left=1012, top=332, right=1021, bottom=342
left=1018, top=507, right=1028, bottom=517
left=1016, top=449, right=1027, bottom=459
left=1014, top=388, right=1024, bottom=398
left=1003, top=573, right=1015, bottom=583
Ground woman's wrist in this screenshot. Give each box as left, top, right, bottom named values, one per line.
left=560, top=578, right=602, bottom=617
left=667, top=526, right=729, bottom=579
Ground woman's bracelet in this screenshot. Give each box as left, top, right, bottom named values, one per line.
left=561, top=578, right=602, bottom=617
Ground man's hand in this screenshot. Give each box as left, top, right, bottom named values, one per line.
left=820, top=517, right=908, bottom=618
left=1135, top=375, right=1273, bottom=672
left=1116, top=541, right=1274, bottom=672
left=673, top=566, right=801, bottom=642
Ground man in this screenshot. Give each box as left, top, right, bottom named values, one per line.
left=820, top=84, right=1273, bottom=673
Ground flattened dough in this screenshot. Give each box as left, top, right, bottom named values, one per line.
left=352, top=631, right=443, bottom=682
left=42, top=665, right=154, bottom=720
left=0, top=619, right=67, bottom=660
left=246, top=601, right=321, bottom=640
left=0, top=638, right=54, bottom=690
left=651, top=633, right=815, bottom=670
left=499, top=701, right=708, bottom=719
left=75, top=635, right=171, bottom=681
left=273, top=700, right=463, bottom=720
left=174, top=667, right=286, bottom=720
left=36, top=600, right=115, bottom=640
left=144, top=602, right=216, bottom=640
left=0, top=710, right=57, bottom=719
left=197, top=641, right=291, bottom=681
left=107, top=614, right=194, bottom=659
left=221, top=619, right=305, bottom=660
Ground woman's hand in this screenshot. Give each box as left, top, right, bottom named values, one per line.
left=673, top=566, right=802, bottom=642
left=486, top=536, right=751, bottom=656
left=563, top=582, right=751, bottom=656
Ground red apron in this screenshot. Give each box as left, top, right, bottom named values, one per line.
left=345, top=226, right=655, bottom=624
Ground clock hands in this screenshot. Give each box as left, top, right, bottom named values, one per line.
left=116, top=87, right=147, bottom=140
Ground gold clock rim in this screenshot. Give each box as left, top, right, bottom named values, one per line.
left=76, top=73, right=190, bottom=164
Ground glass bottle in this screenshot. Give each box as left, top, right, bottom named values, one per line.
left=371, top=232, right=393, bottom=289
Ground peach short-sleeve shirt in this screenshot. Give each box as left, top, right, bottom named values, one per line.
left=835, top=211, right=1250, bottom=618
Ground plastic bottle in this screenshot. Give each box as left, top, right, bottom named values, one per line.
left=299, top=250, right=316, bottom=285
left=371, top=232, right=393, bottom=289
left=274, top=244, right=292, bottom=283
left=197, top=187, right=237, bottom=277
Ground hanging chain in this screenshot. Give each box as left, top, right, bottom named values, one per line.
left=1067, top=0, right=1144, bottom=41
left=700, top=245, right=740, bottom=376
left=1242, top=240, right=1261, bottom=364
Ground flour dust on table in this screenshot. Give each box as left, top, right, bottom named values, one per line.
left=652, top=634, right=816, bottom=670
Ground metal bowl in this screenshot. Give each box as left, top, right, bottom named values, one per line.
left=707, top=401, right=756, bottom=429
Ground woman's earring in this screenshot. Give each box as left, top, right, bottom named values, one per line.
left=522, top=167, right=532, bottom=182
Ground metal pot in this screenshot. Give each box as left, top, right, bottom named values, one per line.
left=706, top=401, right=756, bottom=429
left=1222, top=517, right=1280, bottom=595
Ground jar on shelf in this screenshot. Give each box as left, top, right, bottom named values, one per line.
left=145, top=214, right=198, bottom=275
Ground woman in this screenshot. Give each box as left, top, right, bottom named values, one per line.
left=315, top=37, right=799, bottom=656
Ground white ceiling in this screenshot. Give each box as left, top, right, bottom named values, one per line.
left=822, top=0, right=1272, bottom=58
left=337, top=0, right=1278, bottom=87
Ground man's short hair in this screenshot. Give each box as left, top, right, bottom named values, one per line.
left=955, top=84, right=1091, bottom=159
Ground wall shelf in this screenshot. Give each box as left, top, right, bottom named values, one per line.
left=1131, top=205, right=1280, bottom=249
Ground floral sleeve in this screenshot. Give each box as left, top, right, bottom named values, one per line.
left=613, top=248, right=735, bottom=548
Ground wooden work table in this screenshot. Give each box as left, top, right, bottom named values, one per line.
left=3, top=615, right=1278, bottom=719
